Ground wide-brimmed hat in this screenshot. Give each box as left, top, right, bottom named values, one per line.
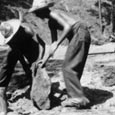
left=28, top=0, right=55, bottom=12
left=0, top=19, right=21, bottom=45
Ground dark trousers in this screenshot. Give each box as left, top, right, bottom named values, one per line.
left=0, top=47, right=31, bottom=87
left=0, top=26, right=44, bottom=87
left=62, top=22, right=91, bottom=98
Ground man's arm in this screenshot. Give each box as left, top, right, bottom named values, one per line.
left=40, top=11, right=73, bottom=66
left=21, top=23, right=34, bottom=36
left=50, top=11, right=72, bottom=47
left=48, top=19, right=58, bottom=43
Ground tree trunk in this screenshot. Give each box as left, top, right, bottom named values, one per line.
left=111, top=0, right=115, bottom=34
left=99, top=0, right=102, bottom=33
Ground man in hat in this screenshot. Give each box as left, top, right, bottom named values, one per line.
left=28, top=0, right=91, bottom=108
left=0, top=12, right=45, bottom=114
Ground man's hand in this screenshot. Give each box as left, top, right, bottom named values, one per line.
left=32, top=42, right=58, bottom=69
left=38, top=42, right=58, bottom=68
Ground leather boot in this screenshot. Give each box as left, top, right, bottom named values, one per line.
left=0, top=87, right=7, bottom=115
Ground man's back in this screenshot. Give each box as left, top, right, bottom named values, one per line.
left=8, top=24, right=40, bottom=63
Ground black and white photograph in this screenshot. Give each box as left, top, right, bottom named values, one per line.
left=0, top=0, right=115, bottom=115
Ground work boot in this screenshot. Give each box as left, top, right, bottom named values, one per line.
left=0, top=87, right=7, bottom=115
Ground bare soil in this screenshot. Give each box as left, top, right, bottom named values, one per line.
left=1, top=43, right=115, bottom=115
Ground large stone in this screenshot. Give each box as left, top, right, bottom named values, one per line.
left=31, top=65, right=51, bottom=110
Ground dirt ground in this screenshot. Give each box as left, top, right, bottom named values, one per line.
left=1, top=43, right=115, bottom=115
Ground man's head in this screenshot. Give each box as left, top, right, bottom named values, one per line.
left=28, top=0, right=55, bottom=13
left=0, top=19, right=21, bottom=45
left=0, top=23, right=13, bottom=38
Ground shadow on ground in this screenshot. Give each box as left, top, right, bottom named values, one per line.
left=83, top=87, right=113, bottom=107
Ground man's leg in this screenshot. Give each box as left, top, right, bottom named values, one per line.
left=0, top=48, right=19, bottom=114
left=19, top=54, right=32, bottom=86
left=62, top=23, right=91, bottom=107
